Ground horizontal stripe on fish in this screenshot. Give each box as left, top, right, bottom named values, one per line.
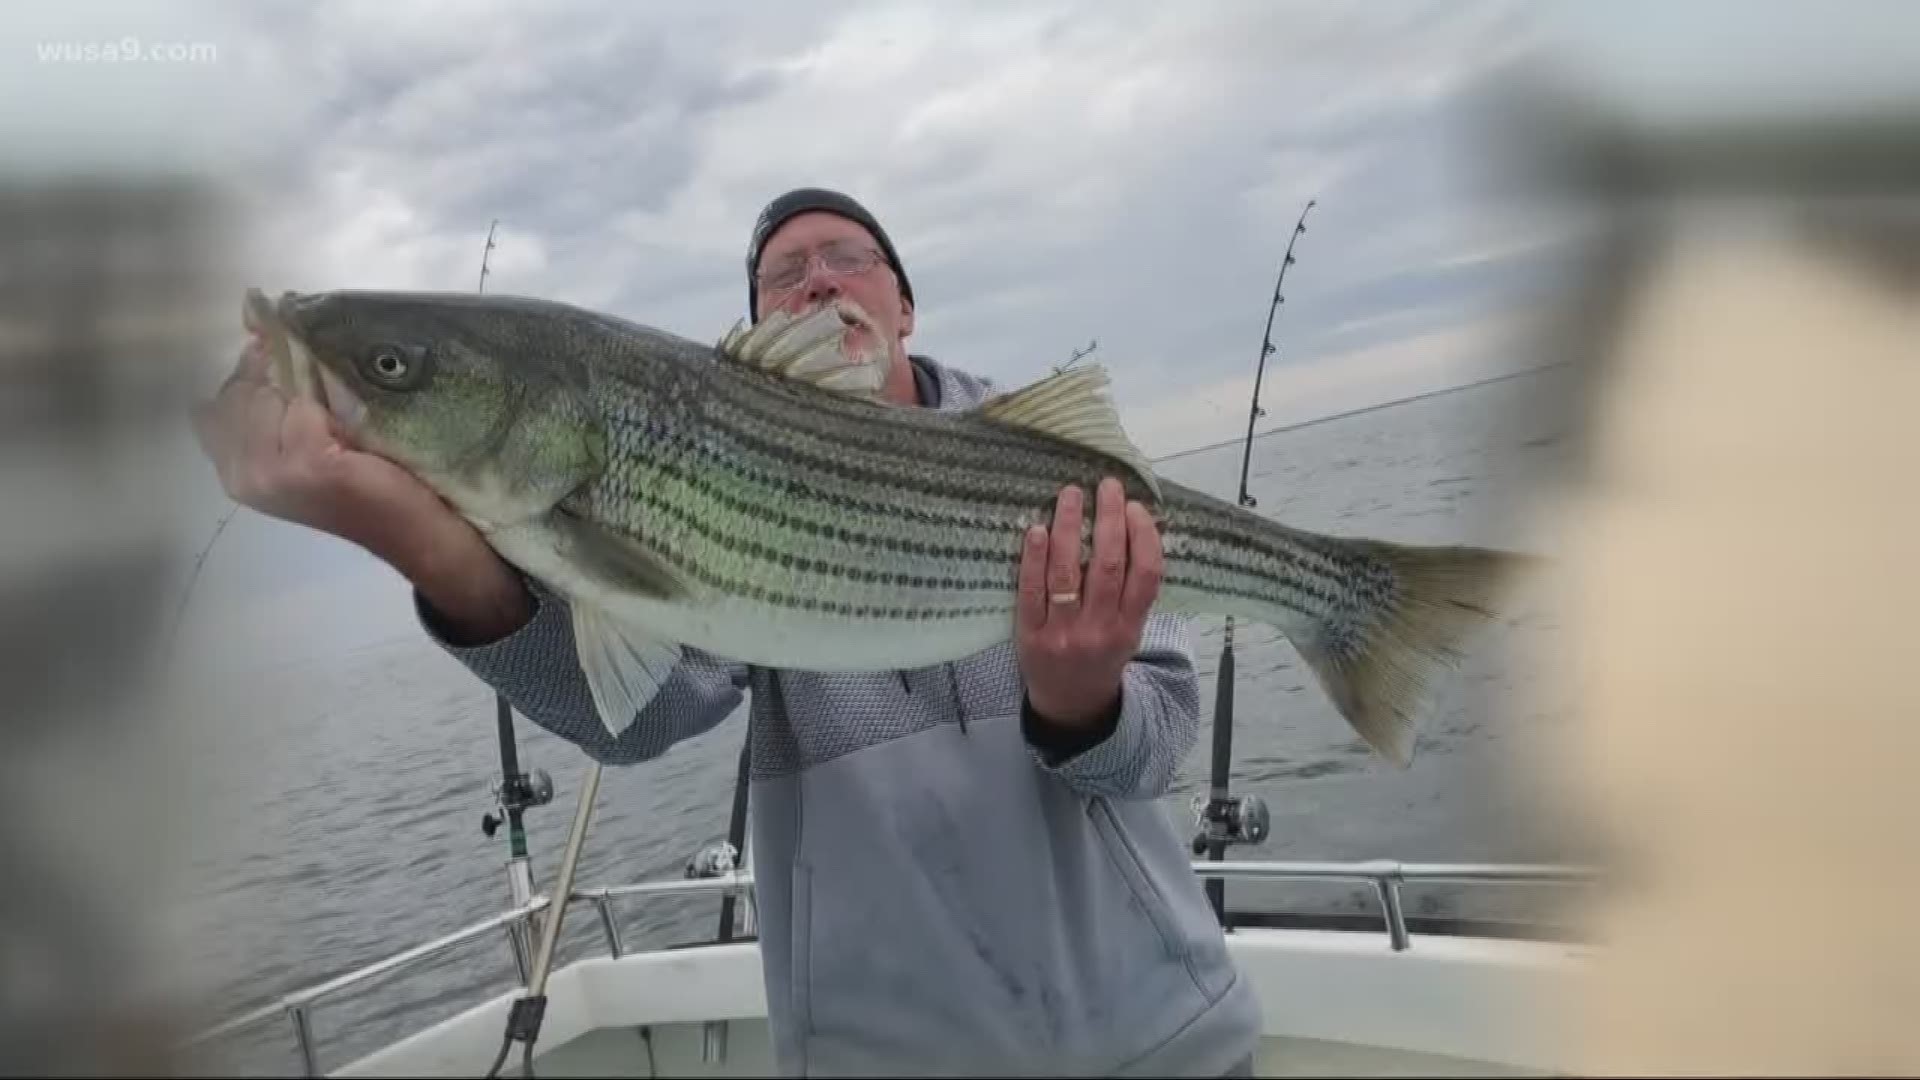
left=581, top=454, right=1032, bottom=624
left=598, top=390, right=1050, bottom=539
left=607, top=363, right=1375, bottom=617
left=703, top=377, right=1128, bottom=510
left=607, top=446, right=1033, bottom=583
left=607, top=473, right=1023, bottom=604
left=579, top=477, right=1015, bottom=622
left=602, top=429, right=1034, bottom=571
left=704, top=408, right=1071, bottom=522
left=699, top=367, right=1061, bottom=478
left=601, top=456, right=1346, bottom=628
left=704, top=359, right=1092, bottom=470
left=652, top=433, right=1356, bottom=623
left=1160, top=507, right=1370, bottom=615
left=692, top=369, right=1379, bottom=608
left=593, top=386, right=1368, bottom=623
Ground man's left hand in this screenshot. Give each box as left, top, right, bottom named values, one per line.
left=1015, top=477, right=1165, bottom=731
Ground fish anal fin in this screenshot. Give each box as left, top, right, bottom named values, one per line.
left=974, top=364, right=1162, bottom=500
left=716, top=301, right=890, bottom=402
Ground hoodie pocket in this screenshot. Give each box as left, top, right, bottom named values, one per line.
left=1088, top=797, right=1186, bottom=960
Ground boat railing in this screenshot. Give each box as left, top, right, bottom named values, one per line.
left=181, top=858, right=1594, bottom=1076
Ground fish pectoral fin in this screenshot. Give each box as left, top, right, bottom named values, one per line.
left=548, top=508, right=693, bottom=601
left=973, top=364, right=1162, bottom=500
left=716, top=303, right=890, bottom=401
left=571, top=602, right=683, bottom=739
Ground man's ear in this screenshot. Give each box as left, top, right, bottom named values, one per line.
left=899, top=295, right=914, bottom=339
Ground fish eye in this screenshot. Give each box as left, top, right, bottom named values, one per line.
left=358, top=343, right=428, bottom=388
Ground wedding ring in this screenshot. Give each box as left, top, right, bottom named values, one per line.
left=1050, top=592, right=1080, bottom=605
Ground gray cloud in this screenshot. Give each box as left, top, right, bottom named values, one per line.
left=64, top=0, right=1566, bottom=466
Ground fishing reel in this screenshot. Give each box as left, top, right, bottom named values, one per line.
left=685, top=840, right=739, bottom=879
left=481, top=768, right=554, bottom=839
left=1189, top=793, right=1271, bottom=856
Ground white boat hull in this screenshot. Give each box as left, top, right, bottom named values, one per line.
left=332, top=928, right=1586, bottom=1078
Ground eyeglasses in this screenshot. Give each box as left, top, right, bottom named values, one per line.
left=755, top=240, right=886, bottom=293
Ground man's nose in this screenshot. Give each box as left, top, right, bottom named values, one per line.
left=800, top=259, right=841, bottom=302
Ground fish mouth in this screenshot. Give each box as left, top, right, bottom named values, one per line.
left=242, top=288, right=366, bottom=432
left=830, top=296, right=877, bottom=335
left=817, top=297, right=887, bottom=366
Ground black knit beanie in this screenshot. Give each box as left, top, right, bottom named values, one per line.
left=746, top=187, right=913, bottom=320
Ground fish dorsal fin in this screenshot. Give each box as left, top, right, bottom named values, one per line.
left=717, top=303, right=890, bottom=401
left=975, top=364, right=1162, bottom=501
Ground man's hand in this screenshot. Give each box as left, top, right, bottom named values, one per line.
left=191, top=337, right=532, bottom=645
left=1015, top=477, right=1165, bottom=731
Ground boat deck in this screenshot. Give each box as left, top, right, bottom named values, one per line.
left=519, top=1019, right=1556, bottom=1078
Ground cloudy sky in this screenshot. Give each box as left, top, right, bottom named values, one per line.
left=19, top=0, right=1616, bottom=672
left=89, top=0, right=1569, bottom=429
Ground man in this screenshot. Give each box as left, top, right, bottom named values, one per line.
left=192, top=187, right=1262, bottom=1077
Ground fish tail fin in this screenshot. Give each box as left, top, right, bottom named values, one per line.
left=1287, top=539, right=1535, bottom=769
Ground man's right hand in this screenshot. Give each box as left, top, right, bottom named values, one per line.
left=191, top=337, right=533, bottom=646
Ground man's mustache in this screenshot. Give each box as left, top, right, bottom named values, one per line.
left=796, top=299, right=885, bottom=349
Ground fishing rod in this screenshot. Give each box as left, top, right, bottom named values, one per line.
left=481, top=693, right=551, bottom=980
left=469, top=218, right=555, bottom=981
left=1055, top=338, right=1099, bottom=373
left=711, top=740, right=752, bottom=941
left=469, top=215, right=604, bottom=1080
left=486, top=758, right=605, bottom=1080
left=1193, top=197, right=1316, bottom=926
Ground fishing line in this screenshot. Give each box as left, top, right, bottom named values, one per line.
left=160, top=500, right=241, bottom=667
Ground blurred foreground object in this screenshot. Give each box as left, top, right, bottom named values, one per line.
left=1482, top=6, right=1920, bottom=1074
left=0, top=174, right=238, bottom=1072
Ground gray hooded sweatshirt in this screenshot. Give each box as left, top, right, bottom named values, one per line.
left=415, top=353, right=1263, bottom=1077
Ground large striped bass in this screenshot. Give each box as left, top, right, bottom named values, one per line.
left=243, top=287, right=1533, bottom=768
